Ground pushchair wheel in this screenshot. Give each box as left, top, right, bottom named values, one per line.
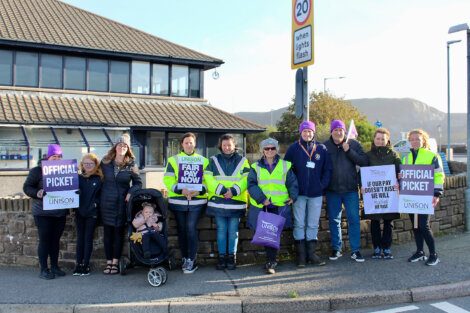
left=148, top=268, right=164, bottom=287
left=119, top=258, right=127, bottom=275
left=156, top=267, right=167, bottom=284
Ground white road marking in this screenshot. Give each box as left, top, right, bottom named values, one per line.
left=431, top=302, right=470, bottom=313
left=370, top=305, right=420, bottom=313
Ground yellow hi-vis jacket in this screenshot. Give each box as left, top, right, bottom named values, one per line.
left=402, top=148, right=445, bottom=196
left=163, top=152, right=209, bottom=211
left=204, top=153, right=250, bottom=217
left=249, top=159, right=292, bottom=208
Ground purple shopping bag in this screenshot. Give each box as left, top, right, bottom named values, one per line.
left=251, top=210, right=286, bottom=250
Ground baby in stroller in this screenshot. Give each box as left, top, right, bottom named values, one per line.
left=132, top=202, right=165, bottom=259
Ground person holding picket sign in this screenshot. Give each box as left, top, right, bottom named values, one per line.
left=23, top=144, right=68, bottom=280
left=363, top=128, right=401, bottom=259
left=204, top=134, right=250, bottom=270
left=164, top=132, right=209, bottom=274
left=403, top=129, right=444, bottom=266
left=247, top=138, right=298, bottom=274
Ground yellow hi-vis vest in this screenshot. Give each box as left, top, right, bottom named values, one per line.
left=163, top=152, right=208, bottom=206
left=249, top=159, right=292, bottom=208
left=205, top=155, right=250, bottom=205
left=402, top=148, right=444, bottom=190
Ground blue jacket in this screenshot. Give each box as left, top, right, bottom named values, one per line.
left=284, top=139, right=332, bottom=197
left=205, top=152, right=250, bottom=218
left=77, top=174, right=102, bottom=218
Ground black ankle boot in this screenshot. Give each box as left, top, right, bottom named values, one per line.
left=226, top=254, right=236, bottom=270
left=307, top=240, right=326, bottom=266
left=216, top=254, right=226, bottom=270
left=296, top=240, right=306, bottom=267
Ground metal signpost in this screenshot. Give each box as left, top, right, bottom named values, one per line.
left=292, top=0, right=314, bottom=121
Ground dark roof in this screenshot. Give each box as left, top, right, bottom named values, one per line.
left=0, top=0, right=223, bottom=67
left=0, top=91, right=265, bottom=132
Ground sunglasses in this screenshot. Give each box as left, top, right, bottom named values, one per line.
left=263, top=147, right=277, bottom=151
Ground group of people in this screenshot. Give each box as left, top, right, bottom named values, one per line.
left=23, top=120, right=444, bottom=280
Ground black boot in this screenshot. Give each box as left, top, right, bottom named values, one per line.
left=226, top=254, right=236, bottom=270
left=295, top=240, right=306, bottom=267
left=307, top=240, right=326, bottom=266
left=216, top=254, right=226, bottom=270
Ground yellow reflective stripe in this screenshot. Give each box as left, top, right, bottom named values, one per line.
left=208, top=201, right=246, bottom=210
left=215, top=184, right=224, bottom=195
left=232, top=157, right=247, bottom=176
left=265, top=191, right=289, bottom=196
left=233, top=184, right=241, bottom=195
left=164, top=172, right=175, bottom=177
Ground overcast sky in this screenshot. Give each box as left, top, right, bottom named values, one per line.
left=63, top=0, right=470, bottom=114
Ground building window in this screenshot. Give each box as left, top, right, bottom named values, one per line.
left=0, top=127, right=28, bottom=169
left=151, top=64, right=169, bottom=95
left=15, top=52, right=38, bottom=87
left=0, top=50, right=13, bottom=85
left=88, top=59, right=109, bottom=92
left=146, top=131, right=164, bottom=166
left=40, top=54, right=62, bottom=89
left=110, top=61, right=130, bottom=93
left=131, top=61, right=150, bottom=94
left=189, top=68, right=200, bottom=98
left=171, top=65, right=188, bottom=97
left=64, top=56, right=86, bottom=90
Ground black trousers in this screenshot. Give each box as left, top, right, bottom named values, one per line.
left=103, top=225, right=125, bottom=260
left=75, top=215, right=97, bottom=266
left=370, top=219, right=393, bottom=249
left=409, top=213, right=436, bottom=255
left=34, top=215, right=66, bottom=271
left=173, top=210, right=201, bottom=260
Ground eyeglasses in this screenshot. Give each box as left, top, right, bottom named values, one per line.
left=83, top=162, right=95, bottom=166
left=263, top=147, right=277, bottom=151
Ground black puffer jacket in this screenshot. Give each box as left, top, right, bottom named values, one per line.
left=23, top=162, right=68, bottom=217
left=99, top=159, right=142, bottom=227
left=323, top=137, right=368, bottom=193
left=77, top=174, right=102, bottom=218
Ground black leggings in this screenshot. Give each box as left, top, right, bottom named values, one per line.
left=409, top=213, right=436, bottom=255
left=75, top=215, right=97, bottom=266
left=103, top=225, right=125, bottom=260
left=370, top=219, right=393, bottom=249
left=34, top=215, right=66, bottom=271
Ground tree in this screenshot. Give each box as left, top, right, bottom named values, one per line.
left=276, top=91, right=374, bottom=145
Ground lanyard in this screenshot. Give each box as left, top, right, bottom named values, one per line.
left=298, top=139, right=316, bottom=161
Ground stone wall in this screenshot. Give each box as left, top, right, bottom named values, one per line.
left=0, top=175, right=466, bottom=268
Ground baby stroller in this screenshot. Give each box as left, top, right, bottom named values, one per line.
left=119, top=188, right=174, bottom=287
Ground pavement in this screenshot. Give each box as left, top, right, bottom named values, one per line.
left=1, top=232, right=470, bottom=313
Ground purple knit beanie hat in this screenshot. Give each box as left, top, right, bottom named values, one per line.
left=47, top=144, right=62, bottom=158
left=299, top=120, right=316, bottom=133
left=330, top=119, right=346, bottom=133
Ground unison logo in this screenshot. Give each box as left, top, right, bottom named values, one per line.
left=261, top=220, right=278, bottom=233
left=403, top=198, right=429, bottom=209
left=48, top=195, right=75, bottom=205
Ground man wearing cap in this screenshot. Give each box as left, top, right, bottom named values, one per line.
left=324, top=119, right=368, bottom=262
left=285, top=121, right=332, bottom=267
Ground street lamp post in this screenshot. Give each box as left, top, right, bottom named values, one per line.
left=448, top=23, right=470, bottom=232
left=447, top=39, right=461, bottom=159
left=323, top=76, right=345, bottom=93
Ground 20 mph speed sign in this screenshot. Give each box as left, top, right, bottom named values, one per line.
left=291, top=0, right=314, bottom=69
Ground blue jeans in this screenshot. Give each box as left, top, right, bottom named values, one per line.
left=215, top=216, right=240, bottom=255
left=173, top=210, right=201, bottom=260
left=293, top=196, right=323, bottom=241
left=326, top=191, right=361, bottom=252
